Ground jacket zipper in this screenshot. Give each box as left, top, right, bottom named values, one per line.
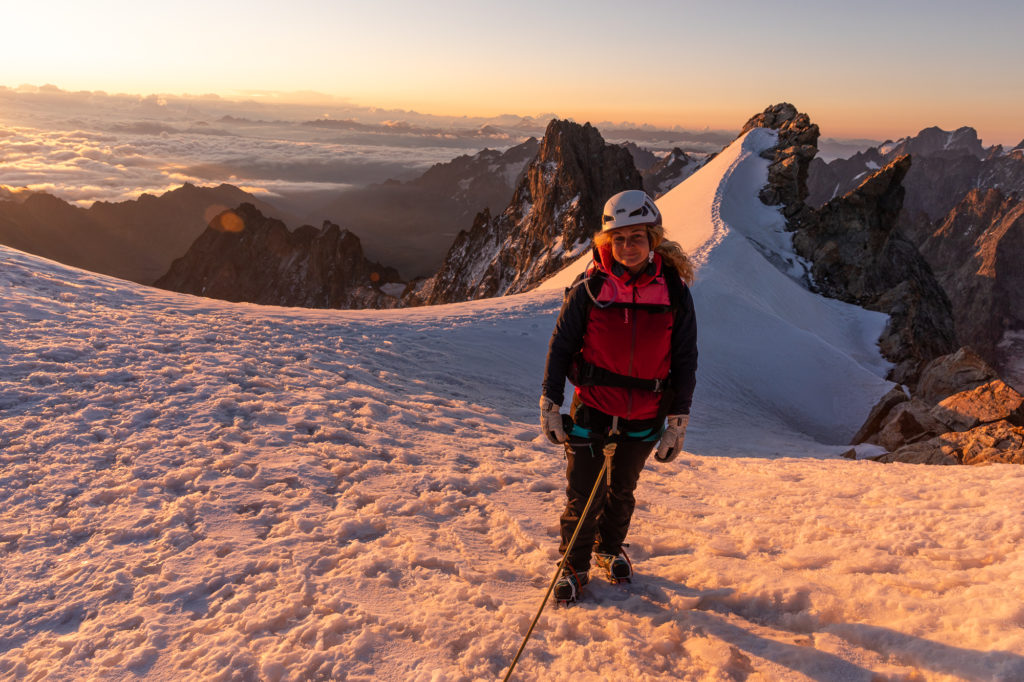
left=626, top=286, right=638, bottom=419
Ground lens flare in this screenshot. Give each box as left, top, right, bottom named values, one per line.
left=209, top=209, right=245, bottom=233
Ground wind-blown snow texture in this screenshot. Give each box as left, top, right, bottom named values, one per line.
left=2, top=130, right=1023, bottom=681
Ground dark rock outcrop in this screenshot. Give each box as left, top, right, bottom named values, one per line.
left=412, top=119, right=641, bottom=305
left=871, top=399, right=951, bottom=452
left=792, top=156, right=957, bottom=384
left=154, top=203, right=403, bottom=309
left=0, top=183, right=282, bottom=284
left=850, top=386, right=908, bottom=444
left=740, top=103, right=820, bottom=228
left=915, top=347, right=998, bottom=404
left=875, top=421, right=1024, bottom=466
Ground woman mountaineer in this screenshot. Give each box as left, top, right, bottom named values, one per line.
left=540, top=189, right=698, bottom=603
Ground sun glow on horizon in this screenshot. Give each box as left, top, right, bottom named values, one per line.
left=2, top=1, right=1023, bottom=146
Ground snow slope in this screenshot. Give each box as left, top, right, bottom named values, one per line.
left=2, top=130, right=1024, bottom=680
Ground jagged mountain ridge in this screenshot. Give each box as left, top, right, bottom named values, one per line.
left=411, top=119, right=643, bottom=305
left=137, top=121, right=700, bottom=310
left=154, top=203, right=403, bottom=309
left=806, top=125, right=1024, bottom=380
left=743, top=103, right=956, bottom=386
left=0, top=183, right=284, bottom=284
left=807, top=125, right=1024, bottom=223
left=315, top=138, right=539, bottom=279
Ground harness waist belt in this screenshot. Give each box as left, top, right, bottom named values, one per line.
left=573, top=360, right=667, bottom=393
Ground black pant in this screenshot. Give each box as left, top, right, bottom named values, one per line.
left=559, top=435, right=654, bottom=573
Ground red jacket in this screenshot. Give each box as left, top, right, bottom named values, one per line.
left=543, top=246, right=698, bottom=421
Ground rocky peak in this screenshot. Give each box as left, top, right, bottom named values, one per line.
left=806, top=121, right=1024, bottom=383
left=0, top=182, right=280, bottom=285
left=317, top=138, right=538, bottom=280
left=411, top=119, right=641, bottom=305
left=807, top=125, right=1018, bottom=220
left=741, top=103, right=820, bottom=225
left=883, top=126, right=985, bottom=160
left=154, top=203, right=403, bottom=309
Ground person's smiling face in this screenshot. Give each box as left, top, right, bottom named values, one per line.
left=609, top=226, right=651, bottom=273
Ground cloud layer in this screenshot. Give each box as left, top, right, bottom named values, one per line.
left=0, top=86, right=735, bottom=208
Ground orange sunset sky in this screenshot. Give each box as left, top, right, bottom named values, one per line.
left=2, top=0, right=1023, bottom=145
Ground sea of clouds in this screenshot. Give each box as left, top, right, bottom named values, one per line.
left=0, top=86, right=540, bottom=207
left=0, top=85, right=736, bottom=210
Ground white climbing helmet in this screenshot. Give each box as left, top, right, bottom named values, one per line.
left=601, top=190, right=661, bottom=231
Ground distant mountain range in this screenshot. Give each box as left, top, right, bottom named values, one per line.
left=0, top=184, right=284, bottom=284
left=312, top=138, right=540, bottom=279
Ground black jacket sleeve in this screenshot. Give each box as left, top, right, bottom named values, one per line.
left=541, top=276, right=590, bottom=405
left=667, top=283, right=698, bottom=415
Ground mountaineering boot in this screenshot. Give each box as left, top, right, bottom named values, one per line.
left=594, top=550, right=632, bottom=583
left=553, top=567, right=589, bottom=604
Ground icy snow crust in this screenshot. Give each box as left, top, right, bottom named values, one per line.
left=2, top=130, right=1024, bottom=680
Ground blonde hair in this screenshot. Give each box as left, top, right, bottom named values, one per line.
left=595, top=224, right=694, bottom=285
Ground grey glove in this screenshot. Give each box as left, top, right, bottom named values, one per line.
left=655, top=414, right=689, bottom=462
left=540, top=396, right=568, bottom=444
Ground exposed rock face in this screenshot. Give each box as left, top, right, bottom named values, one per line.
left=930, top=379, right=1024, bottom=431
left=740, top=103, right=820, bottom=227
left=954, top=422, right=1024, bottom=465
left=643, top=148, right=711, bottom=198
left=318, top=138, right=539, bottom=279
left=874, top=441, right=961, bottom=465
left=919, top=188, right=1024, bottom=370
left=154, top=203, right=403, bottom=309
left=0, top=183, right=282, bottom=284
left=806, top=126, right=1024, bottom=380
left=857, top=347, right=1024, bottom=465
left=915, top=347, right=997, bottom=404
left=795, top=156, right=957, bottom=384
left=876, top=422, right=1024, bottom=466
left=872, top=399, right=950, bottom=452
left=850, top=386, right=908, bottom=444
left=412, top=119, right=642, bottom=305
